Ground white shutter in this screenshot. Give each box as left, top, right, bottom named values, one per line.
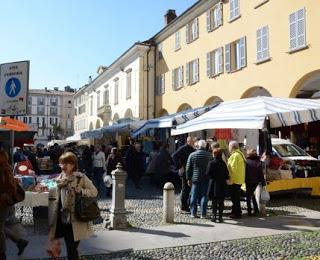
left=186, top=23, right=190, bottom=44
left=181, top=65, right=184, bottom=87
left=161, top=74, right=165, bottom=94
left=207, top=10, right=212, bottom=32
left=239, top=36, right=246, bottom=68
left=218, top=47, right=223, bottom=74
left=289, top=11, right=297, bottom=50
left=234, top=0, right=240, bottom=18
left=230, top=0, right=235, bottom=20
left=186, top=62, right=190, bottom=85
left=175, top=31, right=180, bottom=50
left=256, top=27, right=263, bottom=61
left=172, top=69, right=176, bottom=90
left=178, top=66, right=183, bottom=88
left=156, top=76, right=159, bottom=96
left=297, top=8, right=306, bottom=48
left=225, top=44, right=231, bottom=73
left=262, top=26, right=269, bottom=59
left=207, top=52, right=212, bottom=78
left=217, top=3, right=222, bottom=26
left=194, top=59, right=199, bottom=83
left=194, top=18, right=199, bottom=39
left=214, top=50, right=219, bottom=75
left=196, top=18, right=199, bottom=39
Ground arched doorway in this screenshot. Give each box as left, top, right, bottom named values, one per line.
left=113, top=113, right=119, bottom=123
left=204, top=96, right=223, bottom=106
left=241, top=86, right=272, bottom=98
left=124, top=108, right=133, bottom=118
left=290, top=70, right=320, bottom=98
left=158, top=109, right=168, bottom=117
left=89, top=122, right=93, bottom=130
left=177, top=103, right=192, bottom=112
left=95, top=119, right=101, bottom=129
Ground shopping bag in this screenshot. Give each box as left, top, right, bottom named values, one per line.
left=46, top=231, right=61, bottom=258
left=260, top=186, right=270, bottom=204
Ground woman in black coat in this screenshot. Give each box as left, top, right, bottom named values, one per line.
left=205, top=148, right=229, bottom=222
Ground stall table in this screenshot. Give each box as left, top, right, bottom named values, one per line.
left=267, top=177, right=320, bottom=196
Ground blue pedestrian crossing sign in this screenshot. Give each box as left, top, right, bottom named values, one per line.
left=0, top=61, right=29, bottom=116
left=5, top=77, right=21, bottom=97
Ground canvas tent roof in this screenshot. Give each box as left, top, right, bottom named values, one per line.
left=171, top=96, right=320, bottom=136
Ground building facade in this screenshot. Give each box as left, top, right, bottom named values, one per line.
left=74, top=42, right=155, bottom=136
left=18, top=87, right=75, bottom=145
left=153, top=0, right=320, bottom=116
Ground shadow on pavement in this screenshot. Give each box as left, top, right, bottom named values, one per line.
left=127, top=227, right=190, bottom=238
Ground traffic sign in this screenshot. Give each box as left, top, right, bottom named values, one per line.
left=0, top=61, right=29, bottom=116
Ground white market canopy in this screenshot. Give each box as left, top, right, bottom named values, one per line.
left=131, top=104, right=217, bottom=138
left=171, top=96, right=320, bottom=136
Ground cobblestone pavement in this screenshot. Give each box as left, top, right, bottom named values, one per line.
left=15, top=176, right=320, bottom=259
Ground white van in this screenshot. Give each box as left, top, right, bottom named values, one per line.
left=271, top=138, right=320, bottom=178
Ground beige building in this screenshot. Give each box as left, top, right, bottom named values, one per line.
left=153, top=0, right=320, bottom=116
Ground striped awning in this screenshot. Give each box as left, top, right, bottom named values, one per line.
left=171, top=96, right=320, bottom=136
left=131, top=104, right=218, bottom=138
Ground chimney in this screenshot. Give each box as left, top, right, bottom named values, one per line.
left=88, top=76, right=92, bottom=84
left=164, top=9, right=177, bottom=25
left=97, top=65, right=108, bottom=75
left=53, top=87, right=59, bottom=91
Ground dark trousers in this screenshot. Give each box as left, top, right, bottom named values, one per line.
left=63, top=224, right=80, bottom=260
left=93, top=167, right=105, bottom=198
left=230, top=184, right=242, bottom=217
left=212, top=197, right=224, bottom=218
left=246, top=183, right=259, bottom=214
left=180, top=177, right=190, bottom=210
left=132, top=171, right=142, bottom=188
left=0, top=205, right=10, bottom=259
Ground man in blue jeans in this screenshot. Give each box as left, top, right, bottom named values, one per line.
left=186, top=140, right=212, bottom=218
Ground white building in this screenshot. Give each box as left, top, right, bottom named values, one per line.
left=74, top=42, right=155, bottom=139
left=17, top=87, right=75, bottom=145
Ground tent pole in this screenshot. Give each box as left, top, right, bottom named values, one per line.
left=10, top=130, right=14, bottom=166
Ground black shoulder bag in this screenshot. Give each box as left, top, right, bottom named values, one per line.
left=74, top=176, right=100, bottom=222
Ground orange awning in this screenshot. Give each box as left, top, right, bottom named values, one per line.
left=0, top=117, right=29, bottom=132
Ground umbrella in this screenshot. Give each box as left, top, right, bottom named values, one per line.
left=0, top=117, right=29, bottom=132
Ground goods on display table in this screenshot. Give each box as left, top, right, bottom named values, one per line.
left=15, top=174, right=58, bottom=208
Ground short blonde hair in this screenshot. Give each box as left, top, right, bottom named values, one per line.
left=59, top=152, right=78, bottom=171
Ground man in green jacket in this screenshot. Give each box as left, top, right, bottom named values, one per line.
left=227, top=141, right=246, bottom=219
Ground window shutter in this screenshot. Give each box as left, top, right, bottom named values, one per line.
left=256, top=28, right=262, bottom=61
left=161, top=74, right=165, bottom=94
left=186, top=62, right=190, bottom=85
left=262, top=26, right=269, bottom=59
left=240, top=36, right=246, bottom=68
left=289, top=11, right=297, bottom=50
left=234, top=0, right=239, bottom=17
left=230, top=0, right=235, bottom=20
left=194, top=59, right=199, bottom=83
left=181, top=66, right=184, bottom=87
left=207, top=52, right=212, bottom=78
left=217, top=3, right=222, bottom=26
left=207, top=10, right=212, bottom=32
left=172, top=70, right=175, bottom=90
left=179, top=66, right=183, bottom=88
left=195, top=18, right=199, bottom=39
left=218, top=47, right=223, bottom=74
left=186, top=23, right=190, bottom=44
left=225, top=44, right=231, bottom=73
left=297, top=8, right=306, bottom=48
left=175, top=31, right=180, bottom=50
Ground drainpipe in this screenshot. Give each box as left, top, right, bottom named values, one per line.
left=146, top=46, right=150, bottom=120
left=153, top=42, right=156, bottom=119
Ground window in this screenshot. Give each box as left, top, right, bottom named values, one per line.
left=230, top=0, right=240, bottom=21
left=126, top=70, right=132, bottom=99
left=156, top=74, right=165, bottom=96
left=289, top=8, right=306, bottom=52
left=172, top=66, right=184, bottom=91
left=74, top=108, right=77, bottom=116
left=157, top=43, right=163, bottom=60
left=50, top=107, right=57, bottom=116
left=68, top=100, right=71, bottom=104
left=55, top=118, right=58, bottom=125
left=79, top=104, right=86, bottom=115
left=28, top=97, right=32, bottom=105
left=37, top=117, right=39, bottom=125
left=67, top=119, right=72, bottom=129
left=37, top=106, right=45, bottom=115
left=97, top=91, right=101, bottom=109
left=29, top=117, right=31, bottom=124
left=50, top=97, right=57, bottom=106
left=104, top=86, right=109, bottom=105
left=114, top=79, right=119, bottom=105
left=50, top=118, right=53, bottom=125
left=37, top=96, right=44, bottom=106
left=207, top=3, right=222, bottom=32
left=207, top=47, right=223, bottom=77
left=186, top=59, right=199, bottom=85
left=175, top=31, right=181, bottom=51
left=42, top=117, right=45, bottom=128
left=23, top=117, right=27, bottom=123
left=225, top=37, right=246, bottom=73
left=256, top=26, right=270, bottom=62
left=186, top=18, right=199, bottom=44
left=90, top=96, right=93, bottom=116
left=28, top=106, right=31, bottom=114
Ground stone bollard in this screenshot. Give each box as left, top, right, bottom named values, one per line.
left=107, top=163, right=128, bottom=230
left=163, top=182, right=175, bottom=223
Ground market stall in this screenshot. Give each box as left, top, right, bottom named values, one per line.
left=171, top=96, right=320, bottom=195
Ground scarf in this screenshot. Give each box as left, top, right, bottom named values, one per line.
left=56, top=173, right=76, bottom=213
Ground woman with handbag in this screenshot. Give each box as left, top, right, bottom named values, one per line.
left=48, top=151, right=98, bottom=260
left=0, top=150, right=17, bottom=259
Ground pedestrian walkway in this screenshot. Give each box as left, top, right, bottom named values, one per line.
left=6, top=209, right=320, bottom=259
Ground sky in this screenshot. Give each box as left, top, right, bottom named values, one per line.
left=0, top=0, right=197, bottom=91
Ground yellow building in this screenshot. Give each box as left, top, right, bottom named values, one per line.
left=153, top=0, right=320, bottom=116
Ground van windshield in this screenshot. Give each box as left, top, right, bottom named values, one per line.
left=273, top=143, right=309, bottom=157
